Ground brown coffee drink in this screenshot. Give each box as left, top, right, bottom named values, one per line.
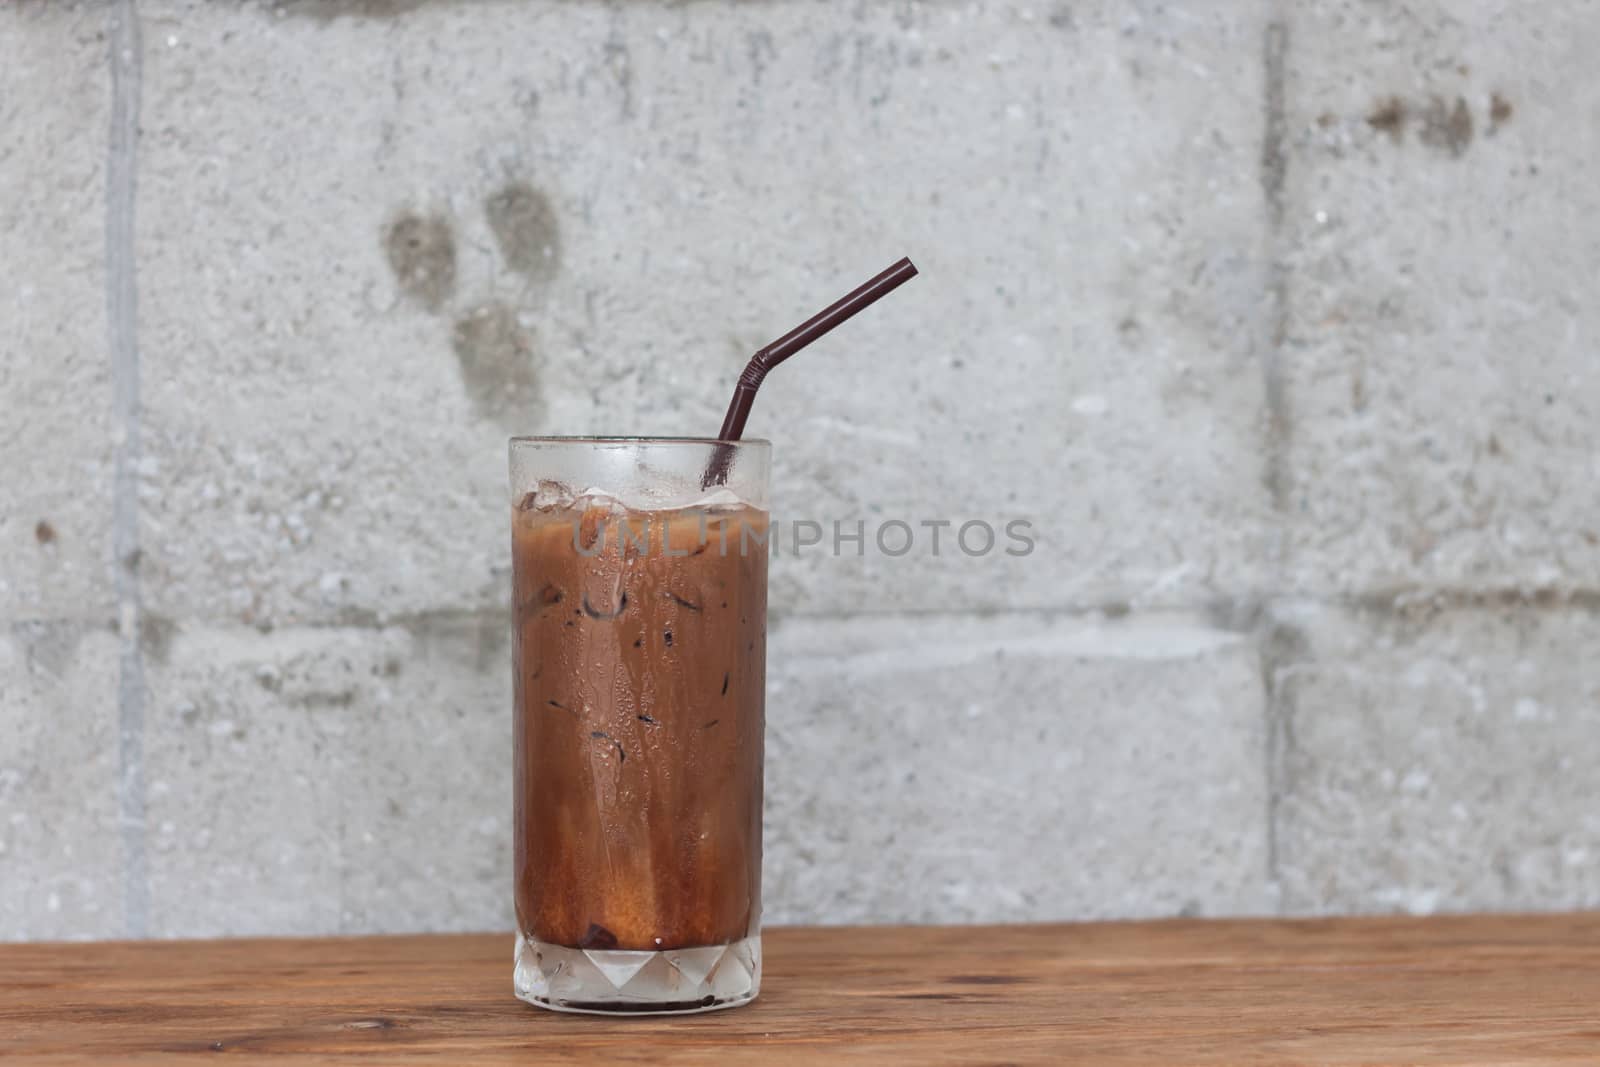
left=513, top=492, right=767, bottom=952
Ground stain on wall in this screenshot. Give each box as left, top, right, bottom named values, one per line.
left=384, top=213, right=456, bottom=311
left=382, top=180, right=561, bottom=427
left=484, top=181, right=561, bottom=286
left=1366, top=96, right=1406, bottom=141
left=1489, top=92, right=1514, bottom=133
left=1362, top=91, right=1508, bottom=157
left=1417, top=96, right=1474, bottom=157
left=451, top=302, right=539, bottom=421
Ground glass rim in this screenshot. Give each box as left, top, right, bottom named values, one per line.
left=508, top=436, right=771, bottom=447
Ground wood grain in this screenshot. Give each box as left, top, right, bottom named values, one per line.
left=3, top=915, right=1599, bottom=1064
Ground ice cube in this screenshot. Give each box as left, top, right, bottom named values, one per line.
left=689, top=486, right=749, bottom=513
left=527, top=479, right=577, bottom=511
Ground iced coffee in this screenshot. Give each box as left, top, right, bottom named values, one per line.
left=509, top=438, right=769, bottom=1014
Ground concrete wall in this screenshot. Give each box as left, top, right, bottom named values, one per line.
left=2, top=0, right=1597, bottom=941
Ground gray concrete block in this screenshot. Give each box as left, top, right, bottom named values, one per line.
left=1278, top=1, right=1600, bottom=593
left=141, top=613, right=509, bottom=936
left=764, top=612, right=1271, bottom=924
left=140, top=605, right=1271, bottom=937
left=335, top=612, right=511, bottom=934
left=143, top=624, right=355, bottom=936
left=1273, top=601, right=1600, bottom=915
left=0, top=623, right=123, bottom=941
left=133, top=0, right=1274, bottom=626
left=0, top=8, right=116, bottom=621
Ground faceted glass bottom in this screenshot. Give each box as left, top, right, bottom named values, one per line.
left=513, top=932, right=761, bottom=1015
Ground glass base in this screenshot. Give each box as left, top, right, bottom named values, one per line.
left=513, top=931, right=761, bottom=1015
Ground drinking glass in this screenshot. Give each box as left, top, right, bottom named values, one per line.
left=509, top=437, right=770, bottom=1014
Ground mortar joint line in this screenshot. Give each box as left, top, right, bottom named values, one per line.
left=1259, top=14, right=1292, bottom=911
left=109, top=0, right=147, bottom=939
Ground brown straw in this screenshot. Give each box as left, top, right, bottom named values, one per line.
left=703, top=256, right=919, bottom=487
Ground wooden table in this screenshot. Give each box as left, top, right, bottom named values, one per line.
left=3, top=915, right=1598, bottom=1064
